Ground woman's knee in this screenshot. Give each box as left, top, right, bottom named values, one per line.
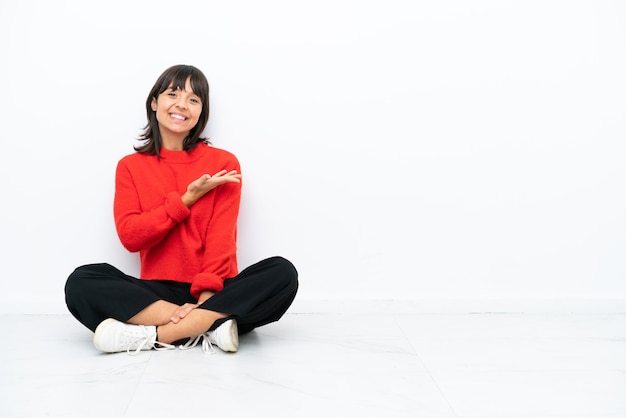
left=65, top=263, right=112, bottom=297
left=269, top=256, right=299, bottom=291
left=65, top=266, right=87, bottom=302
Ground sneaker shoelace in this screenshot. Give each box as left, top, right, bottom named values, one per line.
left=122, top=325, right=175, bottom=355
left=126, top=339, right=175, bottom=355
left=120, top=325, right=153, bottom=355
left=179, top=333, right=216, bottom=355
left=153, top=341, right=176, bottom=352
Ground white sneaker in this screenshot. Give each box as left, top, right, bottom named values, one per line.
left=181, top=318, right=239, bottom=354
left=93, top=318, right=173, bottom=354
left=208, top=318, right=239, bottom=353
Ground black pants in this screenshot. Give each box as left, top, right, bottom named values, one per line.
left=65, top=256, right=298, bottom=335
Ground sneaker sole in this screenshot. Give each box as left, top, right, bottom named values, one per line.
left=220, top=319, right=240, bottom=352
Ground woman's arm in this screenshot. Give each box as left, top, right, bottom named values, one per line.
left=190, top=168, right=242, bottom=299
left=114, top=161, right=190, bottom=253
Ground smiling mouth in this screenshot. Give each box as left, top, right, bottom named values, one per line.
left=170, top=114, right=188, bottom=121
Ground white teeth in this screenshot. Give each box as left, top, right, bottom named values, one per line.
left=170, top=114, right=186, bottom=120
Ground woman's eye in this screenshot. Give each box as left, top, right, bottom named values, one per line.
left=167, top=92, right=177, bottom=97
left=190, top=98, right=200, bottom=104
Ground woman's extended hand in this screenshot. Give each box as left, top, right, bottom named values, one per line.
left=182, top=169, right=242, bottom=207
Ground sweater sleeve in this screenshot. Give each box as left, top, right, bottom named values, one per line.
left=189, top=164, right=242, bottom=298
left=114, top=160, right=190, bottom=253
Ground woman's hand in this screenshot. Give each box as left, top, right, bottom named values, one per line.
left=169, top=291, right=215, bottom=324
left=170, top=303, right=198, bottom=324
left=182, top=169, right=242, bottom=207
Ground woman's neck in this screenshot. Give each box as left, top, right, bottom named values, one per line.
left=161, top=134, right=185, bottom=151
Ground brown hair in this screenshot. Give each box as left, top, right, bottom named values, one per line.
left=135, top=65, right=210, bottom=156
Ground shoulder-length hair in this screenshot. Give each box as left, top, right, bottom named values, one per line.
left=135, top=65, right=210, bottom=156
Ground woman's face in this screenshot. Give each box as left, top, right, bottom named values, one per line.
left=151, top=77, right=203, bottom=141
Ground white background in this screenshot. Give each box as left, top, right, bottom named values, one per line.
left=1, top=0, right=625, bottom=313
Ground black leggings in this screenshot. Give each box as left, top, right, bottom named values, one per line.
left=65, top=256, right=298, bottom=335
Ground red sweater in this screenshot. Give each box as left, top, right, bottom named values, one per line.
left=114, top=142, right=241, bottom=298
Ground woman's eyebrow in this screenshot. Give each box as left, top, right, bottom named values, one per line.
left=168, top=86, right=197, bottom=94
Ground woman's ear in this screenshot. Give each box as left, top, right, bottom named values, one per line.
left=151, top=98, right=157, bottom=111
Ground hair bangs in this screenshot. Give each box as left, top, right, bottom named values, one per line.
left=157, top=66, right=208, bottom=104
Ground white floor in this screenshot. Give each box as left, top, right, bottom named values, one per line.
left=2, top=312, right=626, bottom=418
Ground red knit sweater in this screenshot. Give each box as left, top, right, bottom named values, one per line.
left=114, top=142, right=241, bottom=299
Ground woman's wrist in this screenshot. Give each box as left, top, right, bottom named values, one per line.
left=181, top=192, right=198, bottom=207
left=197, top=290, right=215, bottom=305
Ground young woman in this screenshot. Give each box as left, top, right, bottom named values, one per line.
left=65, top=65, right=298, bottom=354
